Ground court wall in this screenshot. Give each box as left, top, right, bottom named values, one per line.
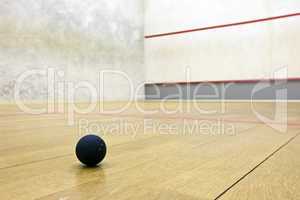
left=145, top=0, right=300, bottom=99
left=0, top=0, right=144, bottom=102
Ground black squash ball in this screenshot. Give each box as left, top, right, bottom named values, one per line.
left=76, top=135, right=107, bottom=167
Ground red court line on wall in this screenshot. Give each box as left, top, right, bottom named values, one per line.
left=145, top=77, right=300, bottom=86
left=145, top=12, right=300, bottom=39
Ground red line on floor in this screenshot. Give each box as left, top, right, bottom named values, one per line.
left=1, top=112, right=300, bottom=127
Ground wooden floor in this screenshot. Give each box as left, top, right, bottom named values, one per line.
left=0, top=101, right=299, bottom=200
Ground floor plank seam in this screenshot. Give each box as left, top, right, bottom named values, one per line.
left=0, top=153, right=73, bottom=171
left=214, top=131, right=300, bottom=200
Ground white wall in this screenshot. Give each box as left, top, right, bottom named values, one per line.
left=0, top=0, right=144, bottom=101
left=145, top=0, right=300, bottom=82
left=1, top=0, right=299, bottom=101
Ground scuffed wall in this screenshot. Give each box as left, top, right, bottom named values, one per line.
left=0, top=0, right=144, bottom=101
